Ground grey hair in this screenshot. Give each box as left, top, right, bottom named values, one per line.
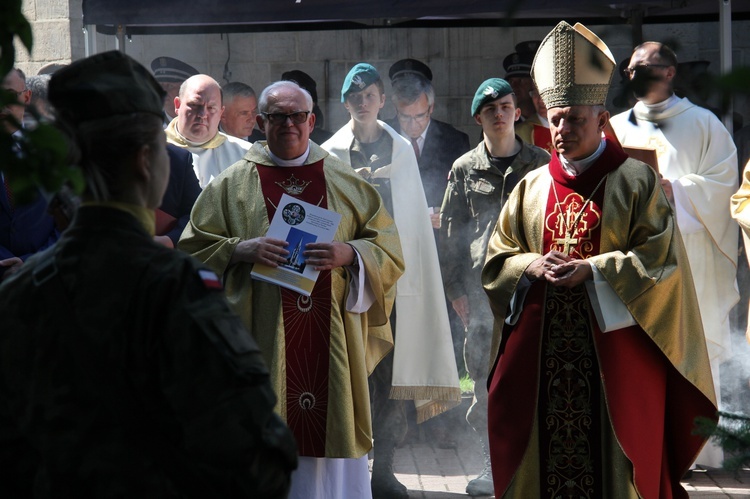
left=223, top=81, right=256, bottom=105
left=390, top=74, right=435, bottom=108
left=258, top=81, right=313, bottom=114
left=592, top=104, right=608, bottom=115
left=26, top=74, right=51, bottom=102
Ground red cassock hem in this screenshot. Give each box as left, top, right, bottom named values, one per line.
left=487, top=282, right=716, bottom=498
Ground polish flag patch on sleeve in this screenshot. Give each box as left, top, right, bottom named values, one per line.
left=199, top=269, right=223, bottom=290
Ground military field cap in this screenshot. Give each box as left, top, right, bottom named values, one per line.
left=49, top=51, right=166, bottom=126
left=341, top=63, right=381, bottom=102
left=532, top=21, right=615, bottom=109
left=471, top=78, right=513, bottom=116
left=503, top=40, right=541, bottom=78
left=150, top=56, right=198, bottom=83
left=389, top=59, right=433, bottom=82
left=282, top=70, right=318, bottom=103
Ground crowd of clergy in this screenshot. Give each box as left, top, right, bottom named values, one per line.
left=2, top=17, right=750, bottom=499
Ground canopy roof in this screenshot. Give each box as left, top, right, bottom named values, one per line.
left=82, top=0, right=750, bottom=34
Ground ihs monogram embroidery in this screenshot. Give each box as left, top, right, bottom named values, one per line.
left=547, top=178, right=606, bottom=257
left=276, top=174, right=311, bottom=195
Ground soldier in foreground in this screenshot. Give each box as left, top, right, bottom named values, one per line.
left=0, top=51, right=296, bottom=497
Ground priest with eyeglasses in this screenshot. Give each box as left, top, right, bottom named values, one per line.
left=179, top=80, right=405, bottom=499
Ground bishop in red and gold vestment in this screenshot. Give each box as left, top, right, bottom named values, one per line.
left=481, top=21, right=716, bottom=499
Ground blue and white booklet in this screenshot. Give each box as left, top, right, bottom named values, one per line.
left=251, top=193, right=341, bottom=296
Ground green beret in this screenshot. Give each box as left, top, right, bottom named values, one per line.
left=49, top=51, right=166, bottom=126
left=471, top=78, right=513, bottom=116
left=341, top=63, right=381, bottom=102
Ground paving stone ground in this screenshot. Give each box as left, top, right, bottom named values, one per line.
left=370, top=417, right=750, bottom=498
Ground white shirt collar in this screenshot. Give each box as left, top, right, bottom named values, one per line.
left=643, top=93, right=680, bottom=115
left=560, top=138, right=607, bottom=176
left=399, top=120, right=431, bottom=152
left=267, top=142, right=311, bottom=167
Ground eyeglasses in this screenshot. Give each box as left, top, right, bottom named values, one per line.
left=624, top=64, right=670, bottom=77
left=397, top=111, right=430, bottom=124
left=262, top=111, right=311, bottom=125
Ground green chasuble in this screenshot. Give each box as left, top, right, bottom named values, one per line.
left=179, top=142, right=404, bottom=458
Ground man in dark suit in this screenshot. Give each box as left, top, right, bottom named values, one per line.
left=154, top=144, right=202, bottom=248
left=385, top=59, right=471, bottom=450
left=385, top=60, right=471, bottom=229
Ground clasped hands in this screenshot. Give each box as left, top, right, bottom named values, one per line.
left=231, top=237, right=355, bottom=271
left=525, top=250, right=593, bottom=288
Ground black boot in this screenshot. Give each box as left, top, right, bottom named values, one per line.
left=466, top=437, right=494, bottom=496
left=371, top=441, right=408, bottom=499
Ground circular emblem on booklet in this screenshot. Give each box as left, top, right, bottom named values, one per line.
left=282, top=203, right=305, bottom=225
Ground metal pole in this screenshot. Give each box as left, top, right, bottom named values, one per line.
left=630, top=8, right=644, bottom=48
left=323, top=59, right=330, bottom=131
left=115, top=25, right=126, bottom=54
left=83, top=25, right=97, bottom=58
left=720, top=0, right=733, bottom=134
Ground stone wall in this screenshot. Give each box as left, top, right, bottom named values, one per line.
left=14, top=0, right=83, bottom=74
left=13, top=0, right=750, bottom=135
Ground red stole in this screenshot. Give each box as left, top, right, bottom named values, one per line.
left=256, top=160, right=332, bottom=458
left=488, top=140, right=708, bottom=498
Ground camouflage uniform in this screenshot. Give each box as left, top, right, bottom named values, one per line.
left=0, top=205, right=297, bottom=498
left=439, top=139, right=550, bottom=436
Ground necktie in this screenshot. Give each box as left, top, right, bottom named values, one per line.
left=3, top=175, right=13, bottom=211
left=411, top=137, right=420, bottom=161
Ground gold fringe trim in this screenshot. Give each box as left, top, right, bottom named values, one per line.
left=388, top=385, right=461, bottom=402
left=387, top=386, right=462, bottom=423
left=415, top=399, right=462, bottom=424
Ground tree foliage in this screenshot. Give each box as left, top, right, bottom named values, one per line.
left=695, top=412, right=750, bottom=474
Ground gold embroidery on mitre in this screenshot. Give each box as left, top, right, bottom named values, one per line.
left=276, top=174, right=311, bottom=195
left=532, top=21, right=616, bottom=109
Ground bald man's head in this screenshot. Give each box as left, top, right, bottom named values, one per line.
left=175, top=74, right=224, bottom=144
